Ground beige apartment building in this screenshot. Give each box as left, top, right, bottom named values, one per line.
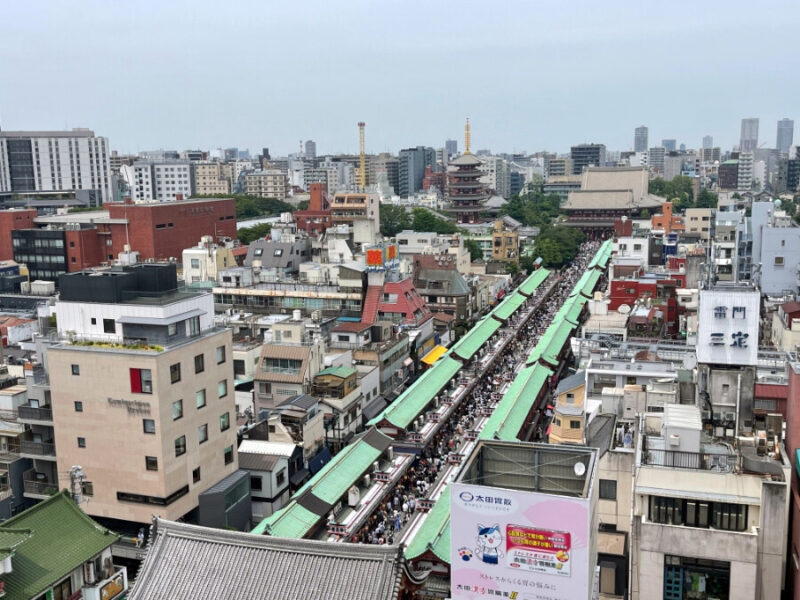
left=684, top=207, right=713, bottom=241
left=244, top=170, right=290, bottom=201
left=42, top=263, right=239, bottom=525
left=194, top=162, right=231, bottom=195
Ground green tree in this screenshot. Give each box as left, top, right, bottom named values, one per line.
left=696, top=189, right=718, bottom=209
left=410, top=208, right=458, bottom=234
left=193, top=194, right=294, bottom=220
left=519, top=254, right=536, bottom=274
left=506, top=262, right=519, bottom=277
left=380, top=204, right=410, bottom=237
left=464, top=239, right=483, bottom=261
left=500, top=192, right=562, bottom=227
left=533, top=225, right=586, bottom=269
left=648, top=176, right=694, bottom=210
left=237, top=223, right=272, bottom=245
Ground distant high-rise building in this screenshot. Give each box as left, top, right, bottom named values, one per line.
left=777, top=119, right=794, bottom=155
left=648, top=147, right=666, bottom=175
left=662, top=139, right=677, bottom=152
left=740, top=118, right=759, bottom=152
left=398, top=146, right=435, bottom=197
left=223, top=147, right=238, bottom=161
left=634, top=126, right=648, bottom=153
left=570, top=144, right=606, bottom=174
left=679, top=143, right=686, bottom=152
left=702, top=135, right=713, bottom=149
left=0, top=127, right=112, bottom=203
left=445, top=139, right=458, bottom=157
left=304, top=140, right=316, bottom=159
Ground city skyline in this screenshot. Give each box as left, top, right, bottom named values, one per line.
left=1, top=1, right=799, bottom=156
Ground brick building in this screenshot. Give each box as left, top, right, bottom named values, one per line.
left=8, top=198, right=237, bottom=281
left=294, top=183, right=332, bottom=236
left=0, top=209, right=36, bottom=261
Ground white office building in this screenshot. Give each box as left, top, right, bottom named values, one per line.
left=132, top=160, right=193, bottom=202
left=0, top=128, right=112, bottom=203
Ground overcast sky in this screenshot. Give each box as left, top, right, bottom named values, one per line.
left=2, top=1, right=799, bottom=156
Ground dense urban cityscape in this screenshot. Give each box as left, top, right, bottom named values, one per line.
left=2, top=3, right=800, bottom=600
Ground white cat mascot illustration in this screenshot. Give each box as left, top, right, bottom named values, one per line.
left=475, top=523, right=503, bottom=565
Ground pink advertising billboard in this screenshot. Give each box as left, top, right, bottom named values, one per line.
left=450, top=482, right=593, bottom=600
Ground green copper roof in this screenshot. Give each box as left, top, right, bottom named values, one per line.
left=316, top=365, right=357, bottom=379
left=405, top=486, right=451, bottom=562
left=254, top=429, right=393, bottom=538
left=480, top=364, right=552, bottom=441
left=450, top=317, right=502, bottom=361
left=0, top=490, right=118, bottom=600
left=491, top=292, right=528, bottom=322
left=517, top=268, right=550, bottom=296
left=368, top=357, right=462, bottom=429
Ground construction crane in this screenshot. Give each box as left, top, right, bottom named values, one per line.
left=358, top=122, right=366, bottom=189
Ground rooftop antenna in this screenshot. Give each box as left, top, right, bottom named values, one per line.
left=358, top=122, right=366, bottom=189
left=464, top=118, right=471, bottom=155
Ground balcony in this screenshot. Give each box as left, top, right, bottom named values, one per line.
left=17, top=404, right=53, bottom=424
left=23, top=474, right=59, bottom=499
left=19, top=438, right=57, bottom=461
left=82, top=566, right=128, bottom=600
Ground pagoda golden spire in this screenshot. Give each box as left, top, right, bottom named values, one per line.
left=464, top=118, right=471, bottom=155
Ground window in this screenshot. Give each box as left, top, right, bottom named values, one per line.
left=102, top=318, right=115, bottom=334
left=599, top=479, right=617, bottom=500
left=193, top=467, right=201, bottom=483
left=224, top=445, right=234, bottom=465
left=233, top=359, right=245, bottom=376
left=194, top=354, right=205, bottom=374
left=172, top=399, right=183, bottom=421
left=220, top=412, right=230, bottom=431
left=143, top=419, right=155, bottom=434
left=130, top=368, right=153, bottom=394
left=74, top=401, right=83, bottom=412
left=190, top=258, right=200, bottom=268
left=775, top=256, right=785, bottom=266
left=90, top=318, right=96, bottom=325
left=274, top=248, right=283, bottom=257
left=566, top=393, right=575, bottom=404
left=71, top=364, right=80, bottom=376
left=250, top=476, right=263, bottom=491
left=196, top=389, right=206, bottom=409
left=170, top=363, right=181, bottom=384
left=188, top=316, right=200, bottom=336
left=167, top=322, right=178, bottom=336
left=253, top=248, right=263, bottom=257
left=216, top=345, right=226, bottom=364
left=276, top=468, right=286, bottom=486
left=175, top=435, right=187, bottom=457
left=77, top=437, right=86, bottom=448
left=198, top=424, right=208, bottom=444
left=146, top=456, right=158, bottom=471
left=259, top=382, right=271, bottom=394
left=633, top=243, right=642, bottom=251
left=570, top=420, right=581, bottom=429
left=218, top=380, right=228, bottom=398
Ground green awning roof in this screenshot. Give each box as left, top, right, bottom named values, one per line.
left=541, top=320, right=576, bottom=365
left=0, top=491, right=119, bottom=600
left=368, top=357, right=462, bottom=429
left=254, top=429, right=393, bottom=538
left=491, top=292, right=528, bottom=322
left=569, top=271, right=592, bottom=298
left=450, top=317, right=502, bottom=361
left=316, top=365, right=357, bottom=379
left=581, top=270, right=602, bottom=298
left=518, top=268, right=550, bottom=296
left=252, top=503, right=320, bottom=538
left=494, top=364, right=552, bottom=440
left=480, top=364, right=552, bottom=441
left=405, top=486, right=451, bottom=562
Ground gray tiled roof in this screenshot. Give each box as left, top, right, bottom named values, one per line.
left=129, top=519, right=404, bottom=600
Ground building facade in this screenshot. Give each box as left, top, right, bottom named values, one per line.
left=132, top=160, right=193, bottom=202
left=43, top=264, right=239, bottom=524
left=0, top=128, right=112, bottom=203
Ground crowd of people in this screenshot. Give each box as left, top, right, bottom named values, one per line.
left=352, top=240, right=603, bottom=545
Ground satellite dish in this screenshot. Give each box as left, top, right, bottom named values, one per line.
left=618, top=304, right=631, bottom=315
left=574, top=462, right=586, bottom=477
